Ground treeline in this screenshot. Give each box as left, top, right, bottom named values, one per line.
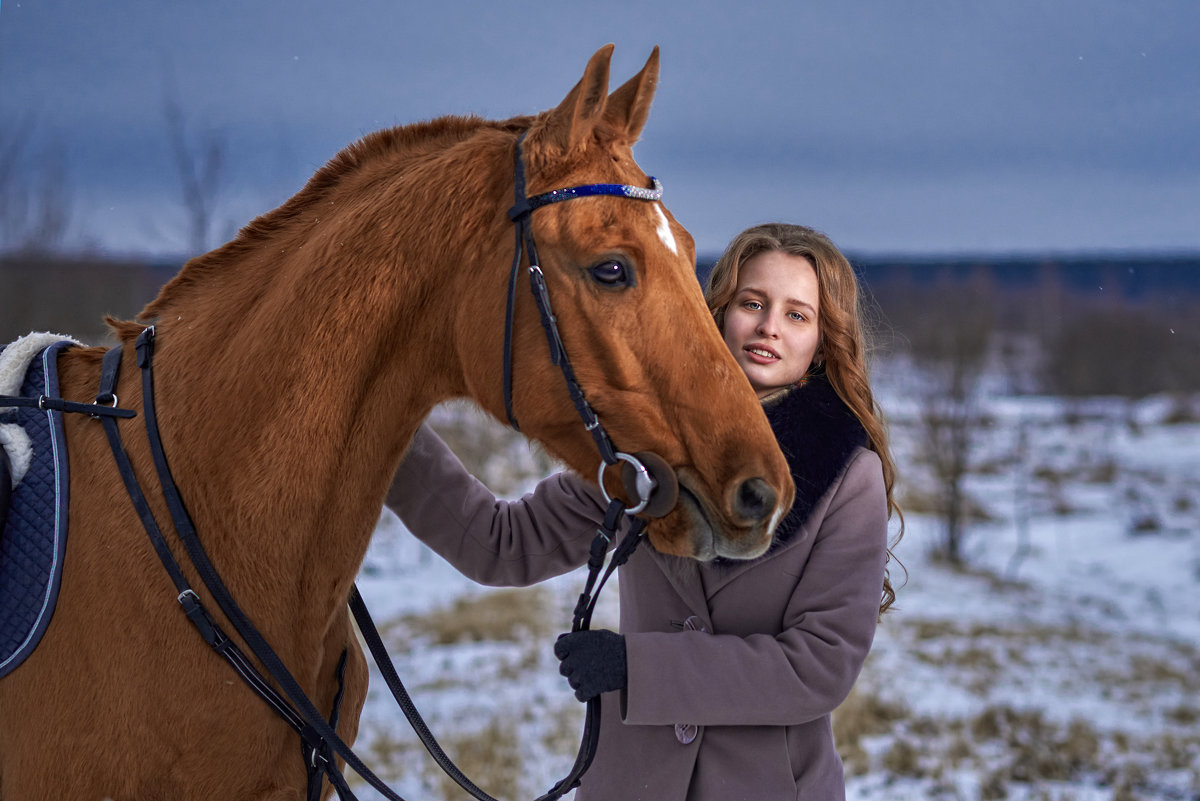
left=854, top=256, right=1200, bottom=397
left=5, top=252, right=1200, bottom=398
left=0, top=255, right=175, bottom=345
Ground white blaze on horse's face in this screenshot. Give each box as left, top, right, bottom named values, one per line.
left=653, top=203, right=678, bottom=256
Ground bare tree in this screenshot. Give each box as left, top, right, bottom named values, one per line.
left=0, top=117, right=32, bottom=218
left=163, top=97, right=226, bottom=256
left=0, top=116, right=73, bottom=254
left=903, top=272, right=996, bottom=564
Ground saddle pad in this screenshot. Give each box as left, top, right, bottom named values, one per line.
left=0, top=340, right=74, bottom=680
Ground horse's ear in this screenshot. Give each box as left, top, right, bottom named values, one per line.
left=539, top=44, right=614, bottom=153
left=604, top=46, right=659, bottom=143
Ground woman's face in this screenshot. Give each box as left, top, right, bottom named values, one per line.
left=721, top=250, right=821, bottom=399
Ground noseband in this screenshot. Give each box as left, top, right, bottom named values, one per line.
left=503, top=132, right=664, bottom=513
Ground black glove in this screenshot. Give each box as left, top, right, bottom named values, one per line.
left=554, top=630, right=627, bottom=702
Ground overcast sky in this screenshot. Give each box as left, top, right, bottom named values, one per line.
left=2, top=0, right=1197, bottom=259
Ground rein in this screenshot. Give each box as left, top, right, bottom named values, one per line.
left=25, top=130, right=672, bottom=800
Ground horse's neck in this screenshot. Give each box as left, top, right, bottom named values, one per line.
left=130, top=134, right=509, bottom=624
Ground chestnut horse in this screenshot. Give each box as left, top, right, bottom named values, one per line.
left=0, top=46, right=792, bottom=799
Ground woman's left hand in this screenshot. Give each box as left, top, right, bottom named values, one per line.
left=554, top=630, right=627, bottom=701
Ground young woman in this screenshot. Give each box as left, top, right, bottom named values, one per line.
left=386, top=222, right=901, bottom=800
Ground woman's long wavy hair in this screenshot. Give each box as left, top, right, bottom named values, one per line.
left=706, top=222, right=904, bottom=616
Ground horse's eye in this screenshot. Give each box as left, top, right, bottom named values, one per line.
left=589, top=259, right=632, bottom=287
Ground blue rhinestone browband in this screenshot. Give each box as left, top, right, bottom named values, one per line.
left=526, top=178, right=663, bottom=212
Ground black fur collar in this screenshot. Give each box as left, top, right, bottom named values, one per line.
left=762, top=374, right=868, bottom=548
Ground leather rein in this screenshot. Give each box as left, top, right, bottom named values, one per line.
left=34, top=132, right=675, bottom=800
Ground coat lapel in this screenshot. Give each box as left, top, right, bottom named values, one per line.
left=644, top=547, right=711, bottom=624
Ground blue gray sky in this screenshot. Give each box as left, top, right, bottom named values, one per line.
left=2, top=0, right=1197, bottom=259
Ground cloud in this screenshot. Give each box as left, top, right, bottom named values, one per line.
left=2, top=0, right=1197, bottom=256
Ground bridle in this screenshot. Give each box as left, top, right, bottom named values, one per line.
left=20, top=130, right=680, bottom=801
left=362, top=131, right=677, bottom=801
left=383, top=131, right=676, bottom=801
left=503, top=132, right=663, bottom=469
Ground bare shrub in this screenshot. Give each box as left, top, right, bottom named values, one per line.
left=898, top=273, right=996, bottom=564
left=163, top=96, right=227, bottom=256
left=0, top=117, right=73, bottom=255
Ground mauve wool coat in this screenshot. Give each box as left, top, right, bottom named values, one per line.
left=386, top=391, right=888, bottom=801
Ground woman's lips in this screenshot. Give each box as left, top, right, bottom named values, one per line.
left=744, top=344, right=780, bottom=364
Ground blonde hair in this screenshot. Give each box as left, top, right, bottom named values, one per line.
left=706, top=222, right=903, bottom=615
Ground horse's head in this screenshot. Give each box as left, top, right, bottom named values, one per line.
left=464, top=46, right=794, bottom=560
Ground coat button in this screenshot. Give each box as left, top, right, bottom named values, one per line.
left=674, top=617, right=705, bottom=744
left=675, top=723, right=698, bottom=744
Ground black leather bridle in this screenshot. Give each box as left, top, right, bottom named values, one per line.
left=502, top=131, right=671, bottom=511
left=392, top=130, right=675, bottom=800
left=358, top=132, right=672, bottom=801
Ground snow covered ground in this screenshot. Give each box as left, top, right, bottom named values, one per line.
left=348, top=392, right=1200, bottom=801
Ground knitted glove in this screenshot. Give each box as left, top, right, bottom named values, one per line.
left=554, top=630, right=627, bottom=702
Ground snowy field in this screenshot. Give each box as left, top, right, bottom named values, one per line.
left=349, top=391, right=1200, bottom=801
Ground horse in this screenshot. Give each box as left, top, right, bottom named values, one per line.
left=0, top=45, right=793, bottom=799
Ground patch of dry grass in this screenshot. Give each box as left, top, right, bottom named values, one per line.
left=430, top=720, right=524, bottom=801
left=356, top=701, right=576, bottom=801
left=852, top=615, right=1200, bottom=798
left=353, top=719, right=423, bottom=786
left=833, top=686, right=909, bottom=775
left=391, top=586, right=556, bottom=646
left=539, top=697, right=587, bottom=763
left=882, top=737, right=926, bottom=778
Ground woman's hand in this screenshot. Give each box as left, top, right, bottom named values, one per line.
left=554, top=630, right=627, bottom=702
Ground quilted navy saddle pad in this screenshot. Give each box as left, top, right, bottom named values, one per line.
left=0, top=340, right=74, bottom=680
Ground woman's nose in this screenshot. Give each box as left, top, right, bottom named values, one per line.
left=756, top=313, right=779, bottom=337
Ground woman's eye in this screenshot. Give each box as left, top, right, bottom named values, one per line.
left=589, top=260, right=631, bottom=287
left=788, top=311, right=804, bottom=321
left=744, top=301, right=762, bottom=311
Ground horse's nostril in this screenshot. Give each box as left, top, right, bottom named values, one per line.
left=733, top=477, right=776, bottom=523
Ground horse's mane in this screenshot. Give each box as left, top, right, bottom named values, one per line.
left=134, top=114, right=530, bottom=329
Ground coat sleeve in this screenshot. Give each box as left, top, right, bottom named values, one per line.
left=385, top=423, right=611, bottom=587
left=621, top=448, right=889, bottom=726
